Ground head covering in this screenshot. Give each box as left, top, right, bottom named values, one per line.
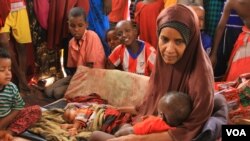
left=137, top=4, right=214, bottom=141
left=158, top=21, right=190, bottom=44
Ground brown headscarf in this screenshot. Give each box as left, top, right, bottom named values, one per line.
left=137, top=4, right=214, bottom=141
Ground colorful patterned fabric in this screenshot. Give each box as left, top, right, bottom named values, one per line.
left=8, top=105, right=41, bottom=134
left=29, top=104, right=132, bottom=140
left=102, top=108, right=132, bottom=134
left=225, top=26, right=250, bottom=81
left=108, top=40, right=156, bottom=76
left=66, top=93, right=108, bottom=104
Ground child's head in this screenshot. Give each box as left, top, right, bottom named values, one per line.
left=115, top=20, right=138, bottom=47
left=158, top=91, right=192, bottom=127
left=63, top=106, right=78, bottom=123
left=68, top=7, right=88, bottom=40
left=106, top=28, right=121, bottom=51
left=188, top=3, right=205, bottom=30
left=0, top=48, right=12, bottom=87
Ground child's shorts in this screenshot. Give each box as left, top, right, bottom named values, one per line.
left=0, top=8, right=32, bottom=43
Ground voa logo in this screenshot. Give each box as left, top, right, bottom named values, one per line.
left=226, top=129, right=246, bottom=136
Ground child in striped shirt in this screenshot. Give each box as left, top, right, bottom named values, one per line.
left=0, top=47, right=41, bottom=135
left=106, top=20, right=156, bottom=76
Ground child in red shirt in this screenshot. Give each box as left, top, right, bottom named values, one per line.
left=106, top=20, right=156, bottom=76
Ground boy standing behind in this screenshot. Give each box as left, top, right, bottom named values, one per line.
left=106, top=20, right=156, bottom=76
left=45, top=7, right=106, bottom=99
left=67, top=7, right=106, bottom=71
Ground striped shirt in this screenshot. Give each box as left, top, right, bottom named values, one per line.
left=0, top=82, right=25, bottom=118
left=109, top=40, right=156, bottom=76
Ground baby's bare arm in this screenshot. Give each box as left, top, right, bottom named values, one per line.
left=68, top=120, right=83, bottom=136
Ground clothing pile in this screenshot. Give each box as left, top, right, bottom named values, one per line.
left=215, top=76, right=250, bottom=124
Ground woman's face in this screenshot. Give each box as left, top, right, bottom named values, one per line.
left=158, top=27, right=186, bottom=64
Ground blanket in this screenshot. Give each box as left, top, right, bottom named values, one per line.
left=28, top=102, right=133, bottom=140
left=64, top=66, right=149, bottom=107
left=28, top=109, right=92, bottom=141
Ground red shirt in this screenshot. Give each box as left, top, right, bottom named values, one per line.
left=108, top=40, right=156, bottom=76
left=133, top=116, right=174, bottom=135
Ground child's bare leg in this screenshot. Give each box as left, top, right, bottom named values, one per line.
left=89, top=131, right=115, bottom=141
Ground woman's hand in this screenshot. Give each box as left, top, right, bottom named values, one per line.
left=107, top=134, right=141, bottom=141
left=114, top=127, right=134, bottom=137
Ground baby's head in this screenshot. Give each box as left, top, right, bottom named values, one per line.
left=158, top=91, right=192, bottom=127
left=68, top=7, right=88, bottom=40
left=106, top=28, right=121, bottom=51
left=63, top=105, right=78, bottom=123
left=0, top=48, right=12, bottom=88
left=115, top=20, right=138, bottom=47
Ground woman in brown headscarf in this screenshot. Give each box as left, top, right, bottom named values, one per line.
left=108, top=4, right=214, bottom=141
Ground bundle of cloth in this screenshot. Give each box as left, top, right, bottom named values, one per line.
left=28, top=95, right=133, bottom=141
left=215, top=73, right=250, bottom=124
